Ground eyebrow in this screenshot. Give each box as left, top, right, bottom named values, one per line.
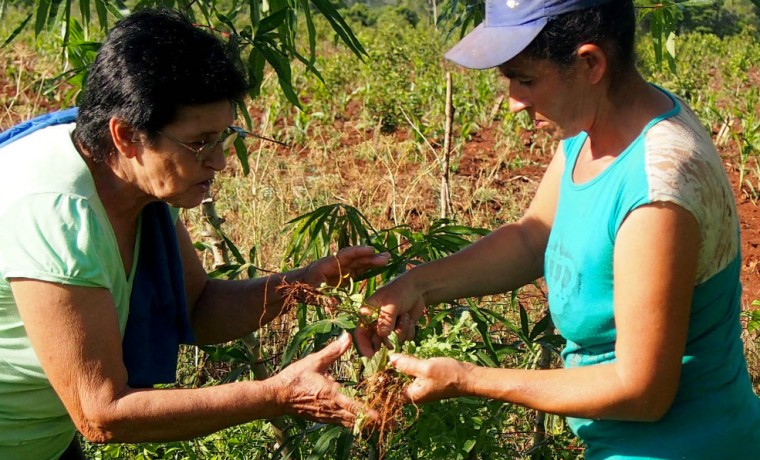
left=499, top=68, right=532, bottom=80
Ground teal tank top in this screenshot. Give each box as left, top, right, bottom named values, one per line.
left=545, top=88, right=760, bottom=459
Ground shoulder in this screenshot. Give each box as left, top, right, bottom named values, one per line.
left=0, top=123, right=97, bottom=206
left=642, top=96, right=739, bottom=282
left=642, top=96, right=729, bottom=206
left=0, top=193, right=117, bottom=288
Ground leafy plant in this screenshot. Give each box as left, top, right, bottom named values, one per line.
left=746, top=300, right=760, bottom=334
left=3, top=0, right=367, bottom=110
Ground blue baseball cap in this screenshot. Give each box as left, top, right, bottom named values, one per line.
left=445, top=0, right=616, bottom=69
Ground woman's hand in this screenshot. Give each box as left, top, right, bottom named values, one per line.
left=355, top=274, right=426, bottom=356
left=389, top=354, right=473, bottom=404
left=269, top=333, right=373, bottom=427
left=302, top=246, right=390, bottom=288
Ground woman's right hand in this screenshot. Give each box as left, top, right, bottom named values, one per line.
left=269, top=333, right=371, bottom=428
left=355, top=274, right=426, bottom=357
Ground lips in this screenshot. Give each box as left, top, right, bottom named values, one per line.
left=199, top=179, right=214, bottom=192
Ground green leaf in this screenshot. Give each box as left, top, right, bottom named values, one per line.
left=745, top=305, right=760, bottom=333
left=34, top=0, right=52, bottom=35
left=280, top=319, right=340, bottom=368
left=665, top=30, right=677, bottom=73
left=310, top=0, right=367, bottom=60
left=308, top=426, right=343, bottom=458
left=519, top=304, right=530, bottom=339
left=465, top=301, right=499, bottom=364
left=247, top=246, right=258, bottom=278
left=215, top=11, right=237, bottom=35
left=335, top=429, right=354, bottom=460
left=298, top=0, right=317, bottom=65
left=678, top=0, right=713, bottom=5
left=93, top=0, right=108, bottom=30
left=246, top=47, right=266, bottom=98
left=255, top=38, right=302, bottom=108
left=232, top=136, right=250, bottom=176
left=650, top=11, right=663, bottom=65
left=2, top=12, right=32, bottom=47
left=257, top=8, right=288, bottom=35
left=360, top=344, right=389, bottom=375
left=248, top=0, right=261, bottom=26
left=218, top=229, right=246, bottom=265
left=529, top=313, right=550, bottom=341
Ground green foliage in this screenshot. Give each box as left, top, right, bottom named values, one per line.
left=746, top=301, right=760, bottom=334
left=371, top=218, right=490, bottom=280
left=2, top=0, right=367, bottom=109
left=389, top=312, right=515, bottom=459
left=283, top=203, right=378, bottom=266
left=679, top=0, right=760, bottom=36
left=268, top=202, right=570, bottom=458
left=341, top=2, right=376, bottom=27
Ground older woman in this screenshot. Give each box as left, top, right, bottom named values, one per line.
left=357, top=0, right=760, bottom=458
left=0, top=9, right=388, bottom=460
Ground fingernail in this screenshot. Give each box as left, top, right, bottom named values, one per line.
left=340, top=333, right=350, bottom=344
left=389, top=354, right=399, bottom=366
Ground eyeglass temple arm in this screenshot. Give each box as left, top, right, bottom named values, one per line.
left=230, top=126, right=289, bottom=147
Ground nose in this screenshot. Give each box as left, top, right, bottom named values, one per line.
left=508, top=83, right=530, bottom=113
left=508, top=97, right=530, bottom=113
left=203, top=144, right=227, bottom=171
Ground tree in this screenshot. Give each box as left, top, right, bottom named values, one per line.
left=1, top=0, right=367, bottom=110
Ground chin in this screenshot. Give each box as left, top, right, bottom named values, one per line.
left=552, top=127, right=582, bottom=141
left=164, top=194, right=205, bottom=209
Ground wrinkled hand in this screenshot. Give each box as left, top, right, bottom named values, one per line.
left=303, top=246, right=390, bottom=288
left=389, top=354, right=472, bottom=404
left=355, top=275, right=425, bottom=357
left=271, top=333, right=373, bottom=427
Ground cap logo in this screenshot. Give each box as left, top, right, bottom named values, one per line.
left=506, top=0, right=519, bottom=8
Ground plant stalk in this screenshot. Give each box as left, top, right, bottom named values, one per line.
left=441, top=71, right=453, bottom=219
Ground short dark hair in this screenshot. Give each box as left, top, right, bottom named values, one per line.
left=74, top=8, right=248, bottom=162
left=521, top=0, right=636, bottom=72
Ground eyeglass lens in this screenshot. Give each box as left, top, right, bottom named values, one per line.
left=197, top=130, right=239, bottom=161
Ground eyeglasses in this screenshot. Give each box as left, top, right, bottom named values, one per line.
left=157, top=126, right=288, bottom=163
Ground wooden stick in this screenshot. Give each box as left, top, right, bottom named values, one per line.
left=441, top=71, right=453, bottom=219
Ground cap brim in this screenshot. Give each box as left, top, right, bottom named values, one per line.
left=444, top=19, right=546, bottom=70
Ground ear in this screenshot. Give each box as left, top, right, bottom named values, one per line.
left=576, top=44, right=608, bottom=85
left=108, top=118, right=140, bottom=159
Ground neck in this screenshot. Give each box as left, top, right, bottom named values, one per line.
left=585, top=72, right=672, bottom=159
left=82, top=152, right=154, bottom=226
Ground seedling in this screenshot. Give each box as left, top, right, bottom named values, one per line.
left=276, top=278, right=413, bottom=458
left=354, top=332, right=412, bottom=459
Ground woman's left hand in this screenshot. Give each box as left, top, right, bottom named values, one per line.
left=302, top=246, right=390, bottom=288
left=389, top=354, right=473, bottom=404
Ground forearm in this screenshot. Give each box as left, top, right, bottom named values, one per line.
left=460, top=363, right=674, bottom=422
left=82, top=381, right=282, bottom=443
left=411, top=221, right=546, bottom=305
left=190, top=268, right=306, bottom=344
